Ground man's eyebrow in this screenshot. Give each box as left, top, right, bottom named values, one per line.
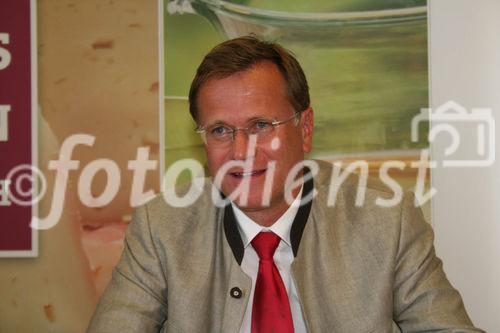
left=247, top=116, right=270, bottom=121
left=202, top=119, right=227, bottom=126
left=205, top=116, right=271, bottom=127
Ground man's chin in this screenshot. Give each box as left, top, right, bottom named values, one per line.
left=232, top=198, right=271, bottom=212
left=220, top=185, right=290, bottom=213
left=219, top=183, right=270, bottom=209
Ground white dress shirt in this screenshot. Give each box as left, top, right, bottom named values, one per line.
left=232, top=187, right=307, bottom=333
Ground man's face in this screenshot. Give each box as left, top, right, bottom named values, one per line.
left=196, top=61, right=313, bottom=214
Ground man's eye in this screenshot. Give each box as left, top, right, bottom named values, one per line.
left=253, top=120, right=272, bottom=131
left=210, top=126, right=231, bottom=136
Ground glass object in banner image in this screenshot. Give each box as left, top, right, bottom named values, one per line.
left=167, top=0, right=429, bottom=157
left=164, top=96, right=206, bottom=188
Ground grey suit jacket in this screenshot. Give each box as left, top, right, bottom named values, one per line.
left=88, top=160, right=482, bottom=332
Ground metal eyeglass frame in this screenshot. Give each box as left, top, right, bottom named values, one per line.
left=194, top=111, right=302, bottom=143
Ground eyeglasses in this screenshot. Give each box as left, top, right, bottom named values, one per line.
left=195, top=112, right=301, bottom=147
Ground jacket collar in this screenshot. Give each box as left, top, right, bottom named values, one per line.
left=223, top=168, right=314, bottom=265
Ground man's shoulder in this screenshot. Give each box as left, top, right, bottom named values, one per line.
left=310, top=159, right=426, bottom=267
left=313, top=158, right=400, bottom=202
left=312, top=158, right=419, bottom=236
left=132, top=177, right=221, bottom=233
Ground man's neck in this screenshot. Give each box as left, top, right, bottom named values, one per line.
left=238, top=186, right=302, bottom=227
left=243, top=205, right=288, bottom=228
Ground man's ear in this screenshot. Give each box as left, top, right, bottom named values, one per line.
left=301, top=107, right=314, bottom=153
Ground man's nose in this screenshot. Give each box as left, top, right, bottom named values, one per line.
left=231, top=130, right=256, bottom=160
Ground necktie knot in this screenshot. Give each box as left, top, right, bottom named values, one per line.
left=251, top=232, right=281, bottom=261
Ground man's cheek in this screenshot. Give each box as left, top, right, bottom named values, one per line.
left=205, top=155, right=219, bottom=177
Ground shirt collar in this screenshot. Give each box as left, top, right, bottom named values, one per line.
left=231, top=185, right=303, bottom=248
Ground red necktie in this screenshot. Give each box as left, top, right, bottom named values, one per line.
left=251, top=232, right=294, bottom=333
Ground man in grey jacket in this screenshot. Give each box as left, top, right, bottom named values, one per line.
left=88, top=36, right=481, bottom=332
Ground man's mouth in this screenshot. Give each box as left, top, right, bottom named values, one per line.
left=229, top=169, right=266, bottom=178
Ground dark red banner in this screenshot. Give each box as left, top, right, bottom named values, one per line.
left=0, top=0, right=37, bottom=256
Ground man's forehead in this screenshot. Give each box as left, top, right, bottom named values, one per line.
left=200, top=60, right=286, bottom=92
left=196, top=62, right=292, bottom=123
